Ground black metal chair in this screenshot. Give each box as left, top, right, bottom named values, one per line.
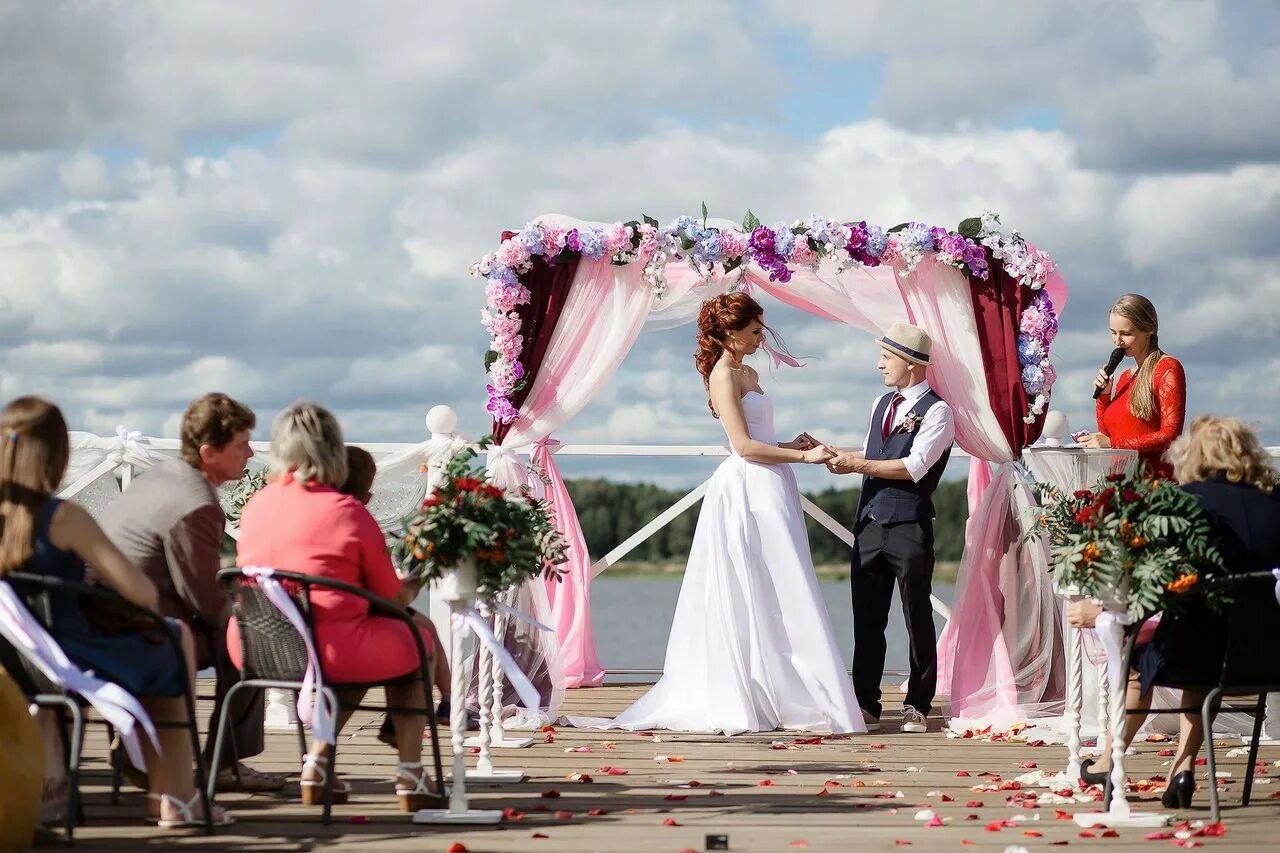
left=209, top=567, right=445, bottom=825
left=1, top=572, right=214, bottom=839
left=1201, top=570, right=1280, bottom=822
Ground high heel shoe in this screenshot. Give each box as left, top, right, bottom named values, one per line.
left=1079, top=757, right=1109, bottom=785
left=1161, top=770, right=1195, bottom=809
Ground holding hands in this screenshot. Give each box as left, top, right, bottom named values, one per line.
left=825, top=450, right=865, bottom=475
left=785, top=432, right=837, bottom=464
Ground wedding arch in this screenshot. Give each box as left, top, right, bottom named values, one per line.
left=474, top=210, right=1070, bottom=726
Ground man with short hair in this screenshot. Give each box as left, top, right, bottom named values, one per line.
left=101, top=392, right=284, bottom=791
left=827, top=323, right=955, bottom=735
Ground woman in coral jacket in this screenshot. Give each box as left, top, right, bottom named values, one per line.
left=1080, top=293, right=1187, bottom=480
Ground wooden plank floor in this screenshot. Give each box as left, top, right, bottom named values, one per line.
left=56, top=680, right=1280, bottom=851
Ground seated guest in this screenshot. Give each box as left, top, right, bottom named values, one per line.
left=1068, top=416, right=1280, bottom=807
left=339, top=446, right=457, bottom=746
left=0, top=397, right=231, bottom=827
left=228, top=403, right=442, bottom=810
left=101, top=392, right=285, bottom=793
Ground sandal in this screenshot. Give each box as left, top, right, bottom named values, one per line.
left=301, top=754, right=350, bottom=806
left=394, top=762, right=445, bottom=812
left=156, top=791, right=234, bottom=829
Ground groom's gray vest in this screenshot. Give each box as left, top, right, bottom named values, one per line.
left=855, top=390, right=951, bottom=525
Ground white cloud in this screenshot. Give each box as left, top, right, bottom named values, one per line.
left=1, top=1, right=1278, bottom=482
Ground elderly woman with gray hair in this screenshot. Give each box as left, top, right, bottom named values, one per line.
left=227, top=401, right=441, bottom=810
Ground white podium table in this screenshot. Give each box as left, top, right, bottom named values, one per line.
left=1022, top=447, right=1168, bottom=826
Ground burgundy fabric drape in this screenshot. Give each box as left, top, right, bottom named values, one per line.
left=967, top=248, right=1045, bottom=451
left=491, top=233, right=580, bottom=444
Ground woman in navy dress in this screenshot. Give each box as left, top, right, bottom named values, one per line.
left=0, top=396, right=231, bottom=828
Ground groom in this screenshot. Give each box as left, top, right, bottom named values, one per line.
left=826, top=322, right=954, bottom=734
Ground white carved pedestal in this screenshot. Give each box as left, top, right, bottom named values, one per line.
left=413, top=564, right=504, bottom=825
left=459, top=594, right=528, bottom=784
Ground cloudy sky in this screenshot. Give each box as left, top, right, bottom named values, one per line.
left=2, top=0, right=1278, bottom=489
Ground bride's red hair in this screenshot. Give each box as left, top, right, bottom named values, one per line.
left=695, top=292, right=771, bottom=417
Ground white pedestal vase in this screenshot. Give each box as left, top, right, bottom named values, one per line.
left=413, top=561, right=504, bottom=825
left=461, top=598, right=526, bottom=784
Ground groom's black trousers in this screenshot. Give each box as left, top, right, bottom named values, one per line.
left=850, top=518, right=938, bottom=719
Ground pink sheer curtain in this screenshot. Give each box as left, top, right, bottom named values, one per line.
left=490, top=238, right=655, bottom=689
left=532, top=438, right=605, bottom=688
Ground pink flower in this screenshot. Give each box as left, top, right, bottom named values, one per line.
left=1041, top=363, right=1057, bottom=387
left=541, top=224, right=568, bottom=256
left=1019, top=307, right=1045, bottom=336
left=603, top=223, right=632, bottom=254
left=486, top=281, right=531, bottom=313
left=496, top=239, right=529, bottom=268
left=790, top=237, right=816, bottom=266
left=494, top=333, right=523, bottom=361
left=720, top=229, right=748, bottom=259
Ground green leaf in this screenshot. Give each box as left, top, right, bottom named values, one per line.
left=887, top=222, right=910, bottom=234
left=958, top=217, right=983, bottom=239
left=643, top=214, right=660, bottom=229
left=701, top=201, right=709, bottom=225
left=483, top=350, right=500, bottom=371
left=741, top=210, right=761, bottom=233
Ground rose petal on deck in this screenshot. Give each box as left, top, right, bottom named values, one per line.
left=662, top=818, right=681, bottom=827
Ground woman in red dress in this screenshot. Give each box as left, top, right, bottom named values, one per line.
left=1080, top=293, right=1187, bottom=479
left=229, top=402, right=441, bottom=811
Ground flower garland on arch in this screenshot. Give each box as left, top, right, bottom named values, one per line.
left=472, top=208, right=1057, bottom=425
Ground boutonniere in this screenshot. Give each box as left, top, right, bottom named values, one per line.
left=899, top=411, right=921, bottom=434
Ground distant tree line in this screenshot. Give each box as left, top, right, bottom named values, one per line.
left=565, top=479, right=970, bottom=565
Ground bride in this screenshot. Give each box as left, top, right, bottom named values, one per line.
left=607, top=292, right=866, bottom=735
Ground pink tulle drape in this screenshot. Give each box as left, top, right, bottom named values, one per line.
left=533, top=438, right=605, bottom=688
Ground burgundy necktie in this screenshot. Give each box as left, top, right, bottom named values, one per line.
left=881, top=392, right=905, bottom=440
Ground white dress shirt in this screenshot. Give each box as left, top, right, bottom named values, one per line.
left=860, top=381, right=956, bottom=483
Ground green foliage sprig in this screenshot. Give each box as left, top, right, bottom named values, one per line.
left=1031, top=470, right=1227, bottom=620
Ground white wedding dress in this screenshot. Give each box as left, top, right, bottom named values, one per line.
left=597, top=391, right=866, bottom=735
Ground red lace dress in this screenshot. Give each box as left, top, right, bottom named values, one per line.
left=1095, top=355, right=1187, bottom=480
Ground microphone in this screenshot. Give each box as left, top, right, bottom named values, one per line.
left=1093, top=346, right=1126, bottom=399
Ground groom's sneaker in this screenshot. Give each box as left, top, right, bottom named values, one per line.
left=861, top=710, right=882, bottom=733
left=900, top=705, right=927, bottom=733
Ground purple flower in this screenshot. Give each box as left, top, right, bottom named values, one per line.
left=1017, top=333, right=1044, bottom=365
left=845, top=221, right=868, bottom=252
left=577, top=228, right=605, bottom=259
left=929, top=226, right=950, bottom=247
left=1021, top=363, right=1048, bottom=395
left=696, top=232, right=723, bottom=263
left=517, top=223, right=544, bottom=255
left=864, top=225, right=888, bottom=259
left=772, top=222, right=796, bottom=258
left=749, top=226, right=776, bottom=256
left=903, top=222, right=934, bottom=252
left=565, top=229, right=582, bottom=253
left=487, top=264, right=518, bottom=286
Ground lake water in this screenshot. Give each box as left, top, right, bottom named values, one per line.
left=591, top=576, right=956, bottom=681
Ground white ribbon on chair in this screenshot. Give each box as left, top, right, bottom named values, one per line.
left=240, top=567, right=337, bottom=746
left=0, top=583, right=160, bottom=770
left=456, top=606, right=545, bottom=712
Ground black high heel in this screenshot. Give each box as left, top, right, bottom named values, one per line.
left=1161, top=770, right=1195, bottom=809
left=1080, top=757, right=1108, bottom=785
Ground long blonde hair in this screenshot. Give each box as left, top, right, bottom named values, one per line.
left=1170, top=416, right=1277, bottom=493
left=1111, top=294, right=1166, bottom=422
left=0, top=397, right=70, bottom=573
